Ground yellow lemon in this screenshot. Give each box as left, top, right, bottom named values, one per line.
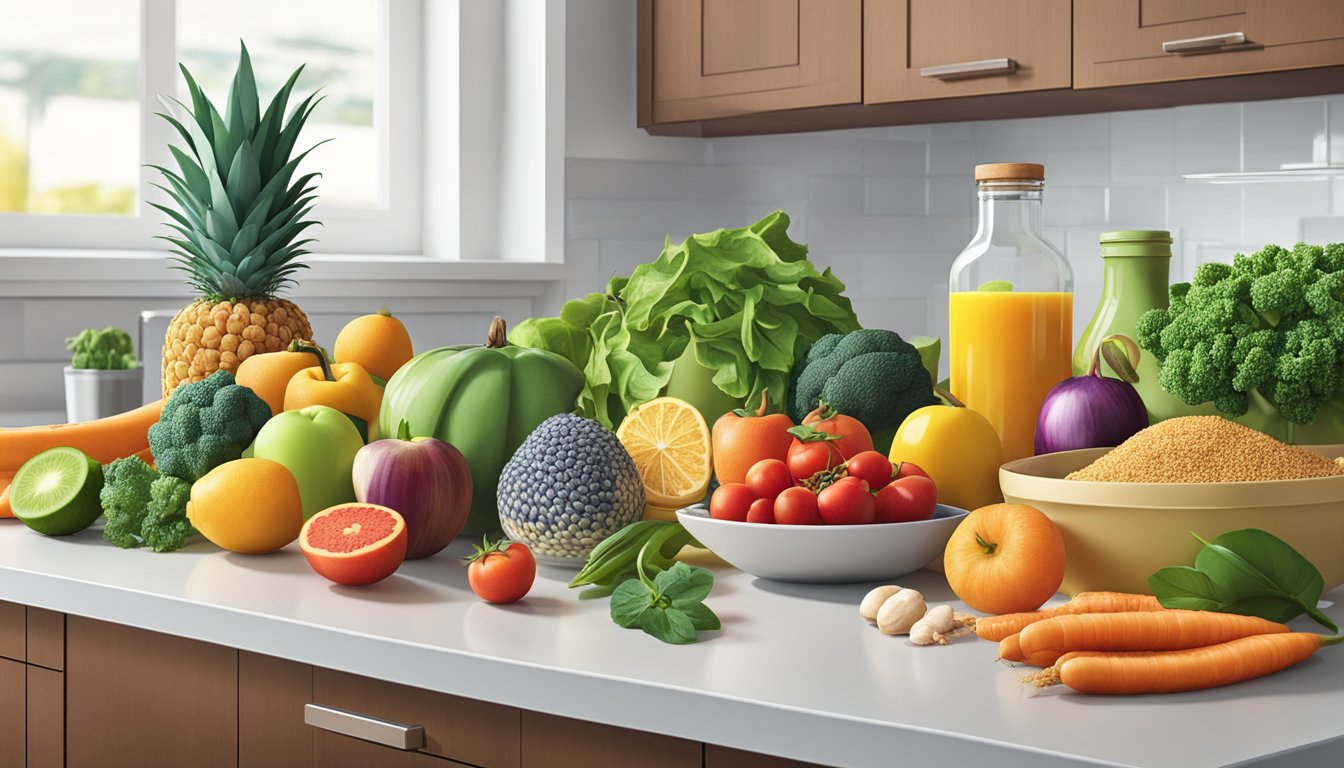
left=616, top=397, right=713, bottom=510
left=187, top=458, right=304, bottom=554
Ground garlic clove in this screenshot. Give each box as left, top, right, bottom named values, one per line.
left=876, top=588, right=926, bottom=635
left=859, top=585, right=903, bottom=622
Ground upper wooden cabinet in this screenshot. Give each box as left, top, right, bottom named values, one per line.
left=640, top=0, right=862, bottom=124
left=1075, top=0, right=1344, bottom=88
left=865, top=0, right=1072, bottom=103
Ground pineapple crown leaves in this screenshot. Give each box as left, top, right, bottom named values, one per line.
left=150, top=41, right=328, bottom=301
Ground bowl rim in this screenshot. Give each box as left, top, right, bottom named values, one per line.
left=675, top=503, right=968, bottom=531
left=1000, top=444, right=1344, bottom=508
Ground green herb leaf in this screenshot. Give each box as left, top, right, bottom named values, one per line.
left=610, top=579, right=653, bottom=628
left=679, top=601, right=722, bottom=631
left=641, top=606, right=697, bottom=645
left=654, top=562, right=714, bottom=608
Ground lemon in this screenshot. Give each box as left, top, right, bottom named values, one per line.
left=187, top=458, right=304, bottom=554
left=616, top=397, right=712, bottom=510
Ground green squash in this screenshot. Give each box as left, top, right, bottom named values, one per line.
left=377, top=317, right=585, bottom=535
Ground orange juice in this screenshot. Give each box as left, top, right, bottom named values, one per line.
left=949, top=291, right=1073, bottom=462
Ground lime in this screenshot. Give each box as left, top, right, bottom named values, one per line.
left=977, top=280, right=1014, bottom=292
left=11, top=447, right=104, bottom=536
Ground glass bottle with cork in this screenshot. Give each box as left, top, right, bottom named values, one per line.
left=949, top=163, right=1073, bottom=462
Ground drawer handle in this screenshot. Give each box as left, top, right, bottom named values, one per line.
left=305, top=703, right=427, bottom=751
left=1162, top=32, right=1247, bottom=55
left=920, top=58, right=1017, bottom=80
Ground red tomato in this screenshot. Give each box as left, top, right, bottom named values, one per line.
left=893, top=461, right=930, bottom=481
left=787, top=405, right=875, bottom=482
left=773, top=486, right=823, bottom=525
left=817, top=479, right=876, bottom=525
left=873, top=476, right=937, bottom=523
left=786, top=440, right=845, bottom=483
left=746, top=497, right=776, bottom=524
left=845, top=451, right=896, bottom=490
left=466, top=540, right=537, bottom=604
left=746, top=458, right=793, bottom=499
left=710, top=483, right=756, bottom=522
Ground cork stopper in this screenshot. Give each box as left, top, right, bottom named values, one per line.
left=975, top=163, right=1045, bottom=182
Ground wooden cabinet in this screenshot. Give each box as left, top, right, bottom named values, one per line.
left=640, top=0, right=862, bottom=124
left=26, top=667, right=62, bottom=768
left=520, top=711, right=702, bottom=768
left=240, top=652, right=313, bottom=768
left=705, top=744, right=829, bottom=768
left=865, top=0, right=1072, bottom=103
left=0, top=659, right=24, bottom=768
left=0, top=603, right=66, bottom=768
left=1075, top=0, right=1344, bottom=88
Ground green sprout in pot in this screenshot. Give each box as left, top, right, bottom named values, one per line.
left=66, top=327, right=138, bottom=370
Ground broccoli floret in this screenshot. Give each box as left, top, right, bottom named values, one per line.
left=66, top=326, right=137, bottom=370
left=1138, top=240, right=1344, bottom=426
left=149, top=371, right=270, bottom=482
left=99, top=456, right=159, bottom=549
left=142, top=475, right=195, bottom=553
left=788, top=328, right=938, bottom=431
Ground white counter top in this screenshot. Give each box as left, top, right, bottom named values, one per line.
left=1, top=520, right=1341, bottom=768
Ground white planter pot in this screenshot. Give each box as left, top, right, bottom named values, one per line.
left=64, top=367, right=145, bottom=423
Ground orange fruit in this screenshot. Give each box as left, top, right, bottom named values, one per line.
left=187, top=458, right=304, bottom=553
left=235, top=345, right=321, bottom=416
left=616, top=397, right=712, bottom=510
left=943, top=503, right=1065, bottom=615
left=333, top=310, right=414, bottom=381
left=299, top=503, right=408, bottom=586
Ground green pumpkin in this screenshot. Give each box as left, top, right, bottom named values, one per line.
left=377, top=317, right=585, bottom=536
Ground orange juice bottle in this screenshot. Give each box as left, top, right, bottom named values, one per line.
left=949, top=164, right=1073, bottom=462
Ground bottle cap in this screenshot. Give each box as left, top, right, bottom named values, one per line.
left=1100, top=230, right=1172, bottom=258
left=1100, top=230, right=1172, bottom=244
left=975, top=163, right=1045, bottom=182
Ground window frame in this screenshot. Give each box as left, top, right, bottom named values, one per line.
left=0, top=0, right=423, bottom=255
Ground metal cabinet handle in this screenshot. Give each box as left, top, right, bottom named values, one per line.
left=305, top=703, right=427, bottom=750
left=1162, top=32, right=1247, bottom=54
left=920, top=57, right=1018, bottom=80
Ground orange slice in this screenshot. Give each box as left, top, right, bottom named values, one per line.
left=616, top=397, right=712, bottom=510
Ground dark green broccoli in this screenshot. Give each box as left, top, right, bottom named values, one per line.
left=66, top=326, right=138, bottom=370
left=788, top=328, right=938, bottom=431
left=148, top=371, right=270, bottom=482
left=100, top=456, right=159, bottom=548
left=142, top=475, right=195, bottom=553
left=1137, top=242, right=1344, bottom=426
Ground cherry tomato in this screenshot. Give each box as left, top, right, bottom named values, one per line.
left=786, top=406, right=875, bottom=482
left=786, top=440, right=846, bottom=483
left=817, top=479, right=876, bottom=525
left=746, top=497, right=776, bottom=524
left=773, top=486, right=823, bottom=525
left=845, top=451, right=896, bottom=490
left=873, top=475, right=938, bottom=523
left=466, top=539, right=537, bottom=604
left=710, top=483, right=756, bottom=522
left=893, top=461, right=930, bottom=481
left=745, top=458, right=793, bottom=499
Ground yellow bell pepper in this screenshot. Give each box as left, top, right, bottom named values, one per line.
left=283, top=342, right=384, bottom=442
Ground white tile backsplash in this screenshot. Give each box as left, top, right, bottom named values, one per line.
left=565, top=95, right=1344, bottom=343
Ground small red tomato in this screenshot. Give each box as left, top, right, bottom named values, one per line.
left=817, top=479, right=876, bottom=525
left=466, top=538, right=536, bottom=604
left=773, top=486, right=823, bottom=525
left=844, top=451, right=894, bottom=490
left=746, top=497, right=776, bottom=524
left=785, top=440, right=844, bottom=483
left=893, top=461, right=930, bottom=481
left=873, top=475, right=938, bottom=523
left=710, top=483, right=756, bottom=522
left=745, top=458, right=793, bottom=500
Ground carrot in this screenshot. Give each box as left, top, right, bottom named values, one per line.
left=1029, top=633, right=1343, bottom=694
left=1020, top=610, right=1288, bottom=661
left=998, top=632, right=1062, bottom=667
left=975, top=592, right=1163, bottom=641
left=0, top=400, right=163, bottom=471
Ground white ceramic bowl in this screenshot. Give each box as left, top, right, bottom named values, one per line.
left=675, top=504, right=968, bottom=583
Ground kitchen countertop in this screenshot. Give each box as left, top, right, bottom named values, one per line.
left=0, top=520, right=1341, bottom=768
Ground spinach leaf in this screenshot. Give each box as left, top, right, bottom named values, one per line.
left=607, top=561, right=721, bottom=645
left=1148, top=528, right=1337, bottom=632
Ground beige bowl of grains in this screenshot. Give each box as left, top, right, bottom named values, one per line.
left=999, top=417, right=1344, bottom=597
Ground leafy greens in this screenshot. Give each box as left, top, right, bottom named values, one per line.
left=510, top=211, right=860, bottom=428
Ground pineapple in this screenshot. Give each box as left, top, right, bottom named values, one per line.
left=153, top=43, right=319, bottom=396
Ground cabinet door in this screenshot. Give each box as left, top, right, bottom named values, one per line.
left=1075, top=0, right=1344, bottom=88
left=866, top=0, right=1072, bottom=103
left=519, top=711, right=701, bottom=768
left=644, top=0, right=862, bottom=123
left=240, top=652, right=313, bottom=768
left=65, top=617, right=238, bottom=768
left=0, top=659, right=23, bottom=768
left=314, top=731, right=472, bottom=768
left=0, top=602, right=23, bottom=663
left=26, top=666, right=63, bottom=768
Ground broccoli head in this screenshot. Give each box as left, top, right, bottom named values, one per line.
left=143, top=475, right=195, bottom=553
left=99, top=456, right=159, bottom=549
left=1137, top=241, right=1344, bottom=425
left=149, top=371, right=271, bottom=482
left=788, top=328, right=938, bottom=430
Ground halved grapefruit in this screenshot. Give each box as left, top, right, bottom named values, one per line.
left=299, top=503, right=407, bottom=586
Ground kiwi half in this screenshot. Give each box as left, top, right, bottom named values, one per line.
left=11, top=446, right=104, bottom=536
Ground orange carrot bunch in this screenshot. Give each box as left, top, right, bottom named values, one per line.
left=977, top=591, right=1161, bottom=643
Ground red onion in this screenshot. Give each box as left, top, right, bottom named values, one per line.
left=353, top=420, right=473, bottom=559
left=1035, top=334, right=1149, bottom=455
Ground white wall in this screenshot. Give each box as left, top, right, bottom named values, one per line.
left=560, top=1, right=1344, bottom=369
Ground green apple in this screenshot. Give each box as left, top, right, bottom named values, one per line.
left=252, top=405, right=363, bottom=520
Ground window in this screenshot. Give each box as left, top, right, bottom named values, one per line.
left=0, top=0, right=421, bottom=254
